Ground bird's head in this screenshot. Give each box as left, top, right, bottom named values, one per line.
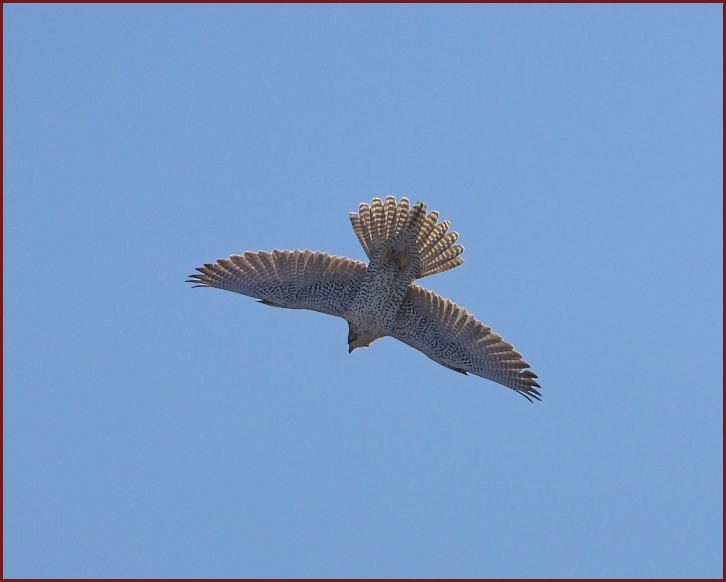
left=347, top=323, right=373, bottom=353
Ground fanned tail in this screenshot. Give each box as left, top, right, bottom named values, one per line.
left=350, top=196, right=464, bottom=278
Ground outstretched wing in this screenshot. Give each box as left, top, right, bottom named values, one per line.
left=187, top=250, right=367, bottom=319
left=390, top=285, right=541, bottom=400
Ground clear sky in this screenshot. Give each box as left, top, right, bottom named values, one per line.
left=4, top=4, right=722, bottom=578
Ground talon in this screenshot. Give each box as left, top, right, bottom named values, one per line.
left=400, top=249, right=410, bottom=269
left=383, top=247, right=394, bottom=261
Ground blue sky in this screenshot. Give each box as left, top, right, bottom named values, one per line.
left=4, top=4, right=722, bottom=578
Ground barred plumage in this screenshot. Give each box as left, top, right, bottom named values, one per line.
left=188, top=197, right=540, bottom=401
left=350, top=196, right=464, bottom=278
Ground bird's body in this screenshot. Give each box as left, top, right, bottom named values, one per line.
left=188, top=197, right=541, bottom=401
left=346, top=202, right=424, bottom=350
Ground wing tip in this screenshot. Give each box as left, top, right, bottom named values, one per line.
left=518, top=383, right=542, bottom=402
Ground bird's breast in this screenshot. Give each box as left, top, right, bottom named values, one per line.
left=348, top=262, right=413, bottom=340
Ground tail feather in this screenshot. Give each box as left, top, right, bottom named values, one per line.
left=420, top=222, right=455, bottom=257
left=414, top=210, right=441, bottom=247
left=353, top=204, right=374, bottom=255
left=370, top=197, right=385, bottom=243
left=381, top=196, right=398, bottom=240
left=421, top=245, right=465, bottom=276
left=350, top=196, right=464, bottom=279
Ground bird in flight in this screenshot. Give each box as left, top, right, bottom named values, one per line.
left=188, top=196, right=541, bottom=401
